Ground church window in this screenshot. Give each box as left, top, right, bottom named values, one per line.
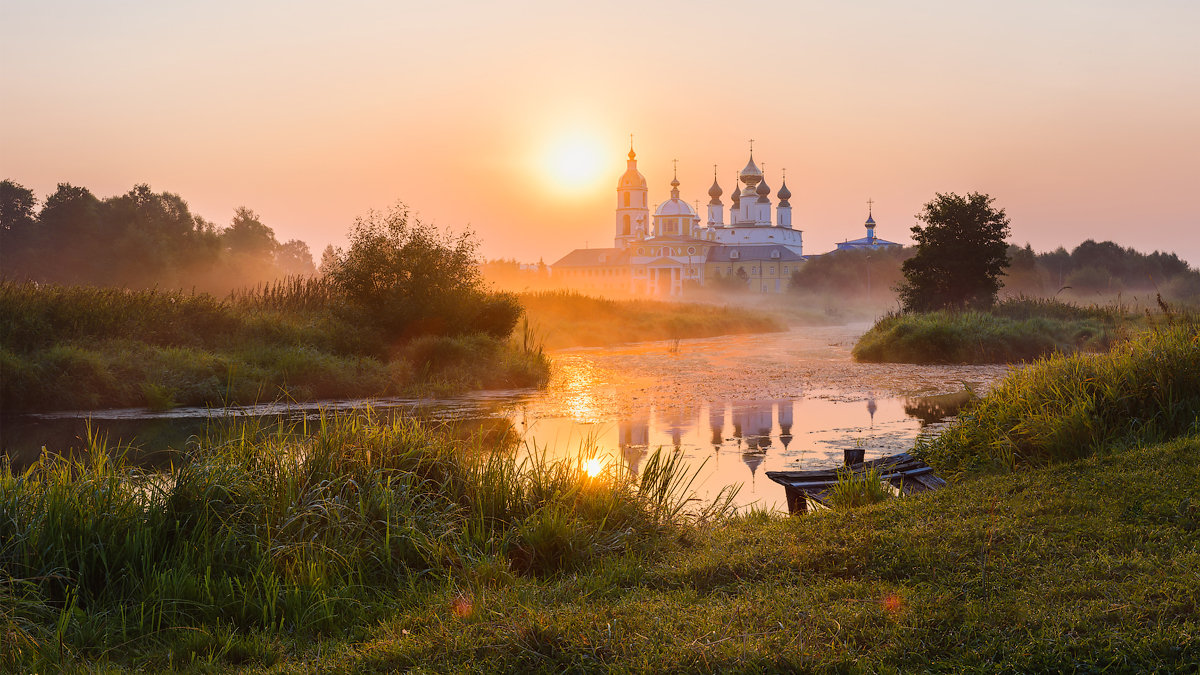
left=687, top=246, right=696, bottom=255
left=769, top=266, right=775, bottom=275
left=783, top=266, right=789, bottom=274
left=623, top=214, right=631, bottom=235
left=624, top=193, right=630, bottom=207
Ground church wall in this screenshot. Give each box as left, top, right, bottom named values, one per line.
left=703, top=260, right=797, bottom=293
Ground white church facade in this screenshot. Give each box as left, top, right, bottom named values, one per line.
left=551, top=143, right=897, bottom=295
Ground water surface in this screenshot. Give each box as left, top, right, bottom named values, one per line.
left=1, top=325, right=1013, bottom=511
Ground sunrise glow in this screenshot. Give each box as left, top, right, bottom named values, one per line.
left=546, top=135, right=605, bottom=192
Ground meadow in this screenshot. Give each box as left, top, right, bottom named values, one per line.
left=3, top=318, right=1198, bottom=671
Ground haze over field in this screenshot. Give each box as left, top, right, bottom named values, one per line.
left=2, top=1, right=1198, bottom=265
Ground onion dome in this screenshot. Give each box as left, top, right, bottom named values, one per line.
left=655, top=171, right=697, bottom=218
left=756, top=175, right=771, bottom=204
left=739, top=153, right=762, bottom=189
left=730, top=175, right=741, bottom=207
left=618, top=143, right=647, bottom=190
left=708, top=170, right=722, bottom=205
left=740, top=154, right=761, bottom=178
left=777, top=180, right=792, bottom=208
left=865, top=213, right=876, bottom=226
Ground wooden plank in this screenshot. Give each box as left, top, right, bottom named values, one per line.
left=768, top=452, right=946, bottom=513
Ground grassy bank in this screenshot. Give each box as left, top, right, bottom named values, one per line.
left=852, top=297, right=1132, bottom=364
left=4, top=422, right=1197, bottom=671
left=519, top=291, right=784, bottom=350
left=0, top=413, right=731, bottom=671
left=915, top=320, right=1200, bottom=477
left=5, top=300, right=1198, bottom=671
left=0, top=280, right=548, bottom=411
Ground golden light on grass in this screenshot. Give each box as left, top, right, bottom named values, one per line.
left=582, top=456, right=606, bottom=477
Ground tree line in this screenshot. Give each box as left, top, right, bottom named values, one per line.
left=0, top=179, right=315, bottom=293
left=789, top=192, right=1199, bottom=309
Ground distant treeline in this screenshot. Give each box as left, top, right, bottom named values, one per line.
left=0, top=179, right=315, bottom=293
left=790, top=241, right=1200, bottom=303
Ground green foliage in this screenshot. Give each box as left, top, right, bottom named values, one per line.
left=327, top=204, right=520, bottom=339
left=916, top=320, right=1200, bottom=476
left=852, top=299, right=1123, bottom=364
left=0, top=280, right=549, bottom=410
left=826, top=466, right=894, bottom=508
left=898, top=192, right=1011, bottom=312
left=0, top=412, right=733, bottom=669
left=0, top=180, right=313, bottom=293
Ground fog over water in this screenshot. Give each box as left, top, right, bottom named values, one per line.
left=2, top=325, right=1014, bottom=511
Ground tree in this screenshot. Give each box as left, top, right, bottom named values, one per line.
left=0, top=180, right=38, bottom=274
left=276, top=239, right=316, bottom=277
left=897, top=192, right=1011, bottom=312
left=329, top=203, right=520, bottom=338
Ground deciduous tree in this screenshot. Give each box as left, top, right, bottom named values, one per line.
left=897, top=192, right=1010, bottom=312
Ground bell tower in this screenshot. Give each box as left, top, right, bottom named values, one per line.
left=615, top=135, right=649, bottom=248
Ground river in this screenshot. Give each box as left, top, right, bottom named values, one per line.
left=0, top=324, right=1013, bottom=511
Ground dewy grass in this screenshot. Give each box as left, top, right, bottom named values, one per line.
left=916, top=320, right=1200, bottom=476
left=0, top=409, right=734, bottom=670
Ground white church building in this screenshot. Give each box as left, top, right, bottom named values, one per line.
left=552, top=142, right=894, bottom=295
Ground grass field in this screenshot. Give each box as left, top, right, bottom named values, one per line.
left=518, top=291, right=784, bottom=350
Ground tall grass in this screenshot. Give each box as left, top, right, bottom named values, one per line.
left=0, top=410, right=731, bottom=668
left=518, top=290, right=784, bottom=350
left=853, top=297, right=1131, bottom=364
left=916, top=319, right=1200, bottom=476
left=825, top=466, right=894, bottom=508
left=0, top=280, right=549, bottom=410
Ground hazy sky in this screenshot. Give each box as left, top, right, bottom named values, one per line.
left=3, top=1, right=1198, bottom=265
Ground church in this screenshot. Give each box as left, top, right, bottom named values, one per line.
left=551, top=142, right=898, bottom=295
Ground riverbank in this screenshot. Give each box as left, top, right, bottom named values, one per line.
left=852, top=297, right=1142, bottom=364
left=4, top=425, right=1196, bottom=671
left=0, top=281, right=548, bottom=411
left=519, top=290, right=784, bottom=350
left=5, top=306, right=1196, bottom=671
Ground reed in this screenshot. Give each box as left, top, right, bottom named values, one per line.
left=916, top=319, right=1200, bottom=476
left=0, top=280, right=550, bottom=410
left=0, top=410, right=731, bottom=668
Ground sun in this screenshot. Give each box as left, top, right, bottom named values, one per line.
left=546, top=136, right=604, bottom=191
left=582, top=457, right=606, bottom=478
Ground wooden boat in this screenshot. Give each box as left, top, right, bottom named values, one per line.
left=766, top=452, right=946, bottom=514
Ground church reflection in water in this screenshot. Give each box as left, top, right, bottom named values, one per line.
left=522, top=390, right=964, bottom=509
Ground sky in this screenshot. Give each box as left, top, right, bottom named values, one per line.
left=3, top=1, right=1199, bottom=265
